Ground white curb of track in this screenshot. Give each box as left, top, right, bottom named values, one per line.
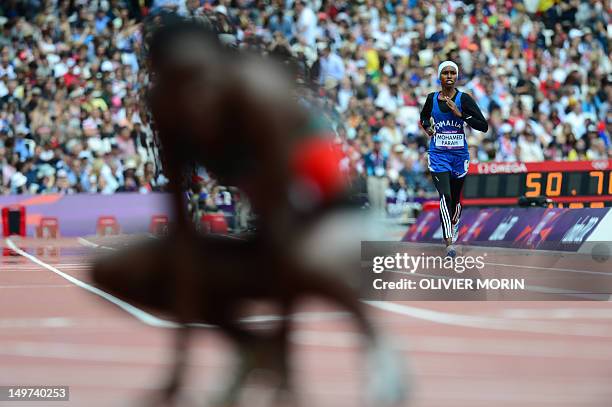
left=8, top=237, right=612, bottom=338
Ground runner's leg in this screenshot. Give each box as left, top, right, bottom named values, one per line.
left=431, top=171, right=453, bottom=243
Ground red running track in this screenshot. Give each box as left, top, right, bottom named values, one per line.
left=0, top=237, right=611, bottom=407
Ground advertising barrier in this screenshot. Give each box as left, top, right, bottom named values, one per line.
left=403, top=207, right=610, bottom=252
left=0, top=193, right=171, bottom=237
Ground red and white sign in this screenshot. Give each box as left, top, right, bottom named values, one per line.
left=470, top=160, right=612, bottom=174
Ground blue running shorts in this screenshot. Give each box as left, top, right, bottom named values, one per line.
left=427, top=151, right=470, bottom=178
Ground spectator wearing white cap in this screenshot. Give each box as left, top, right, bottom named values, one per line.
left=53, top=168, right=75, bottom=194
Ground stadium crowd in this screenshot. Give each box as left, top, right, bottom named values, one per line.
left=0, top=0, right=610, bottom=207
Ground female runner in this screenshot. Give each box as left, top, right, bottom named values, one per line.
left=420, top=61, right=488, bottom=257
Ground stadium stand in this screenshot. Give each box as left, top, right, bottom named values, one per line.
left=0, top=0, right=609, bottom=214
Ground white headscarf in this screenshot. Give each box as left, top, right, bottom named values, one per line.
left=438, top=61, right=459, bottom=79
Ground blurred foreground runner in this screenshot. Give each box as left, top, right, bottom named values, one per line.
left=93, top=14, right=407, bottom=407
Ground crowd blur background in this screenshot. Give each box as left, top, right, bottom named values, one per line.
left=0, top=0, right=610, bottom=216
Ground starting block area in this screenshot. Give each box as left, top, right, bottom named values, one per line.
left=34, top=217, right=61, bottom=257
left=0, top=210, right=174, bottom=239
left=149, top=214, right=169, bottom=236
left=96, top=216, right=120, bottom=237
left=36, top=217, right=60, bottom=239
left=0, top=208, right=233, bottom=240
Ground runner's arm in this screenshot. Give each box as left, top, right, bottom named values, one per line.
left=460, top=93, right=488, bottom=132
left=419, top=93, right=434, bottom=129
left=419, top=93, right=435, bottom=136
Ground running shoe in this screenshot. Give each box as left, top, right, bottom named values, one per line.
left=366, top=337, right=410, bottom=406
left=446, top=244, right=457, bottom=258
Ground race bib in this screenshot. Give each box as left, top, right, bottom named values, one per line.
left=435, top=132, right=464, bottom=148
left=374, top=166, right=385, bottom=177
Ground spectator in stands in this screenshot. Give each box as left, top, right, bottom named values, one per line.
left=518, top=129, right=545, bottom=162
left=377, top=112, right=403, bottom=154
left=363, top=135, right=388, bottom=213
left=317, top=43, right=345, bottom=85
left=295, top=1, right=317, bottom=47
left=587, top=139, right=608, bottom=160
left=497, top=124, right=517, bottom=162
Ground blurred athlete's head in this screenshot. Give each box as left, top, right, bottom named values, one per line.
left=145, top=14, right=225, bottom=142
left=144, top=12, right=218, bottom=76
left=438, top=60, right=458, bottom=88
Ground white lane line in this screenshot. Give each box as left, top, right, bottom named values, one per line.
left=500, top=308, right=612, bottom=320
left=52, top=263, right=90, bottom=267
left=5, top=238, right=349, bottom=330
left=0, top=284, right=75, bottom=289
left=2, top=330, right=612, bottom=362
left=293, top=331, right=612, bottom=360
left=44, top=236, right=612, bottom=337
left=6, top=237, right=180, bottom=329
left=519, top=286, right=610, bottom=301
left=0, top=318, right=73, bottom=328
left=240, top=311, right=349, bottom=323
left=77, top=237, right=115, bottom=251
left=1, top=263, right=87, bottom=267
left=402, top=242, right=611, bottom=276
left=0, top=313, right=350, bottom=332
left=1, top=265, right=78, bottom=270
left=485, top=261, right=612, bottom=277
left=364, top=301, right=612, bottom=338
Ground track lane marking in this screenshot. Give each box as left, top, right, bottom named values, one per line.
left=6, top=238, right=181, bottom=329
left=0, top=284, right=75, bottom=289
left=5, top=238, right=348, bottom=330
left=3, top=332, right=612, bottom=361
left=364, top=301, right=612, bottom=338
left=15, top=236, right=612, bottom=338
left=484, top=261, right=612, bottom=277
left=77, top=237, right=115, bottom=251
